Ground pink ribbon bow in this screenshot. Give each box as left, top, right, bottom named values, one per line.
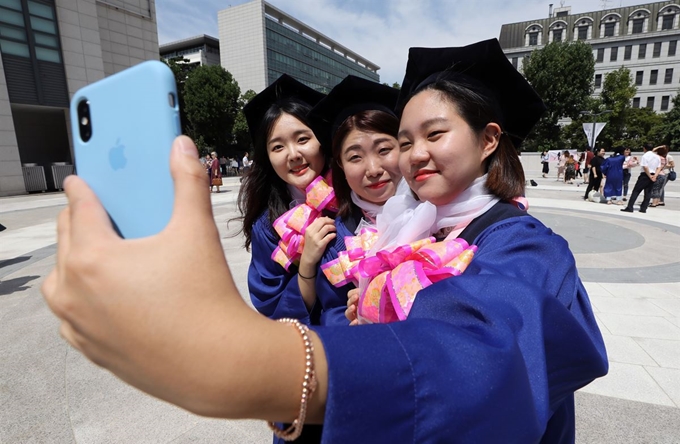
left=357, top=237, right=477, bottom=324
left=271, top=175, right=338, bottom=271
left=321, top=227, right=379, bottom=287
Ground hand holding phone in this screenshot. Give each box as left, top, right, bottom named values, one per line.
left=70, top=61, right=181, bottom=238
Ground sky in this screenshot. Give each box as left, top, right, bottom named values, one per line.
left=156, top=0, right=649, bottom=86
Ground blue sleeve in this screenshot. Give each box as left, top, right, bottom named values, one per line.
left=247, top=213, right=311, bottom=324
left=313, top=216, right=608, bottom=443
left=315, top=217, right=355, bottom=327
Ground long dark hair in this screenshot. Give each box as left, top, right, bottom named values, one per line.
left=235, top=100, right=317, bottom=250
left=330, top=110, right=400, bottom=218
left=407, top=79, right=526, bottom=201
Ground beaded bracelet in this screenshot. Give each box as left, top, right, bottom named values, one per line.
left=268, top=318, right=317, bottom=441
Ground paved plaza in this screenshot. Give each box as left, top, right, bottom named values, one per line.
left=1, top=154, right=679, bottom=443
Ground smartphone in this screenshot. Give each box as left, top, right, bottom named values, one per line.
left=70, top=61, right=181, bottom=239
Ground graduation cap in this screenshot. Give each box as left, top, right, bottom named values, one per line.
left=397, top=39, right=546, bottom=148
left=243, top=74, right=325, bottom=144
left=308, top=75, right=399, bottom=152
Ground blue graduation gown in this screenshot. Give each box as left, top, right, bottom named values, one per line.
left=602, top=154, right=625, bottom=198
left=248, top=211, right=353, bottom=327
left=314, top=209, right=608, bottom=443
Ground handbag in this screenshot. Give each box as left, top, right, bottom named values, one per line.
left=211, top=177, right=223, bottom=186
left=668, top=168, right=676, bottom=181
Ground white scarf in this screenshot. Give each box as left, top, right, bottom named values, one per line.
left=373, top=175, right=499, bottom=252
left=288, top=184, right=306, bottom=208
left=350, top=178, right=410, bottom=233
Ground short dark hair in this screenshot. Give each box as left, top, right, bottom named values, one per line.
left=643, top=142, right=654, bottom=151
left=331, top=110, right=400, bottom=218
left=412, top=80, right=525, bottom=201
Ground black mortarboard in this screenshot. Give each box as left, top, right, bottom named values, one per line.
left=308, top=75, right=399, bottom=152
left=243, top=74, right=325, bottom=143
left=397, top=39, right=546, bottom=148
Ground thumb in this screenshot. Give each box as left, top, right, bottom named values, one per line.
left=168, top=136, right=214, bottom=227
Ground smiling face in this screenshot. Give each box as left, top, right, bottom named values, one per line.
left=339, top=129, right=401, bottom=205
left=266, top=112, right=325, bottom=190
left=397, top=89, right=499, bottom=206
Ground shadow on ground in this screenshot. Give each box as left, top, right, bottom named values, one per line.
left=0, top=275, right=40, bottom=296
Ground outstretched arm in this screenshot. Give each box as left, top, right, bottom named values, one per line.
left=41, top=136, right=329, bottom=423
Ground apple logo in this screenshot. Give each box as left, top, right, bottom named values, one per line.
left=109, top=138, right=127, bottom=170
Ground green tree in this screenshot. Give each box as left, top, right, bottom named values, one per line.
left=620, top=107, right=663, bottom=147
left=598, top=67, right=637, bottom=147
left=522, top=41, right=595, bottom=151
left=183, top=65, right=241, bottom=154
left=233, top=89, right=257, bottom=154
left=161, top=57, right=196, bottom=135
left=656, top=91, right=680, bottom=149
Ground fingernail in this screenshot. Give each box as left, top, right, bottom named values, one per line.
left=176, top=136, right=197, bottom=158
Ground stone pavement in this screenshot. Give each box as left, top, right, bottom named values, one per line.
left=1, top=160, right=679, bottom=443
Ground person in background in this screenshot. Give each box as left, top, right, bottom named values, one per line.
left=584, top=148, right=605, bottom=200
left=621, top=143, right=661, bottom=213
left=219, top=155, right=227, bottom=175
left=601, top=147, right=625, bottom=205
left=583, top=147, right=594, bottom=184
left=242, top=152, right=252, bottom=174
left=41, top=39, right=608, bottom=444
left=564, top=152, right=576, bottom=184
left=622, top=147, right=638, bottom=201
left=540, top=149, right=549, bottom=178
left=650, top=145, right=669, bottom=208
left=656, top=146, right=674, bottom=206
left=557, top=151, right=566, bottom=181
left=210, top=151, right=222, bottom=193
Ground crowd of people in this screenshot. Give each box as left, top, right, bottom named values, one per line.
left=42, top=39, right=608, bottom=443
left=540, top=145, right=675, bottom=210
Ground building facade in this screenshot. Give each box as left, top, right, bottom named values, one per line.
left=159, top=35, right=220, bottom=67
left=500, top=1, right=680, bottom=113
left=217, top=0, right=379, bottom=95
left=0, top=0, right=160, bottom=196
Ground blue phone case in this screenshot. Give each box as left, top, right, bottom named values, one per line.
left=70, top=61, right=180, bottom=239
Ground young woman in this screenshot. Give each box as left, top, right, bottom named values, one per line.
left=564, top=152, right=576, bottom=184
left=601, top=147, right=625, bottom=205
left=238, top=74, right=339, bottom=326
left=651, top=145, right=669, bottom=207
left=43, top=39, right=607, bottom=444
left=307, top=75, right=406, bottom=324
left=622, top=147, right=638, bottom=200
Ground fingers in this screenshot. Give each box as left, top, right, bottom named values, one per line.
left=64, top=176, right=117, bottom=246
left=168, top=136, right=214, bottom=228
left=56, top=208, right=71, bottom=274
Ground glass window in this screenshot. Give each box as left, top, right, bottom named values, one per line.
left=670, top=40, right=677, bottom=56
left=661, top=96, right=670, bottom=110
left=0, top=38, right=28, bottom=56
left=663, top=14, right=674, bottom=30
left=0, top=0, right=21, bottom=10
left=604, top=22, right=616, bottom=37
left=650, top=70, right=658, bottom=85
left=610, top=46, right=618, bottom=61
left=624, top=45, right=632, bottom=60
left=553, top=29, right=562, bottom=42
left=632, top=18, right=644, bottom=34
left=30, top=16, right=56, bottom=34
left=596, top=48, right=604, bottom=62
left=635, top=71, right=644, bottom=85
left=0, top=9, right=25, bottom=26
left=647, top=97, right=655, bottom=109
left=529, top=32, right=538, bottom=46
left=595, top=74, right=602, bottom=88
left=653, top=42, right=662, bottom=57
left=27, top=1, right=53, bottom=19
left=34, top=32, right=58, bottom=48
left=665, top=68, right=674, bottom=83
left=578, top=26, right=588, bottom=40
left=0, top=24, right=25, bottom=40
left=633, top=97, right=640, bottom=108
left=638, top=43, right=647, bottom=59
left=35, top=46, right=60, bottom=62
